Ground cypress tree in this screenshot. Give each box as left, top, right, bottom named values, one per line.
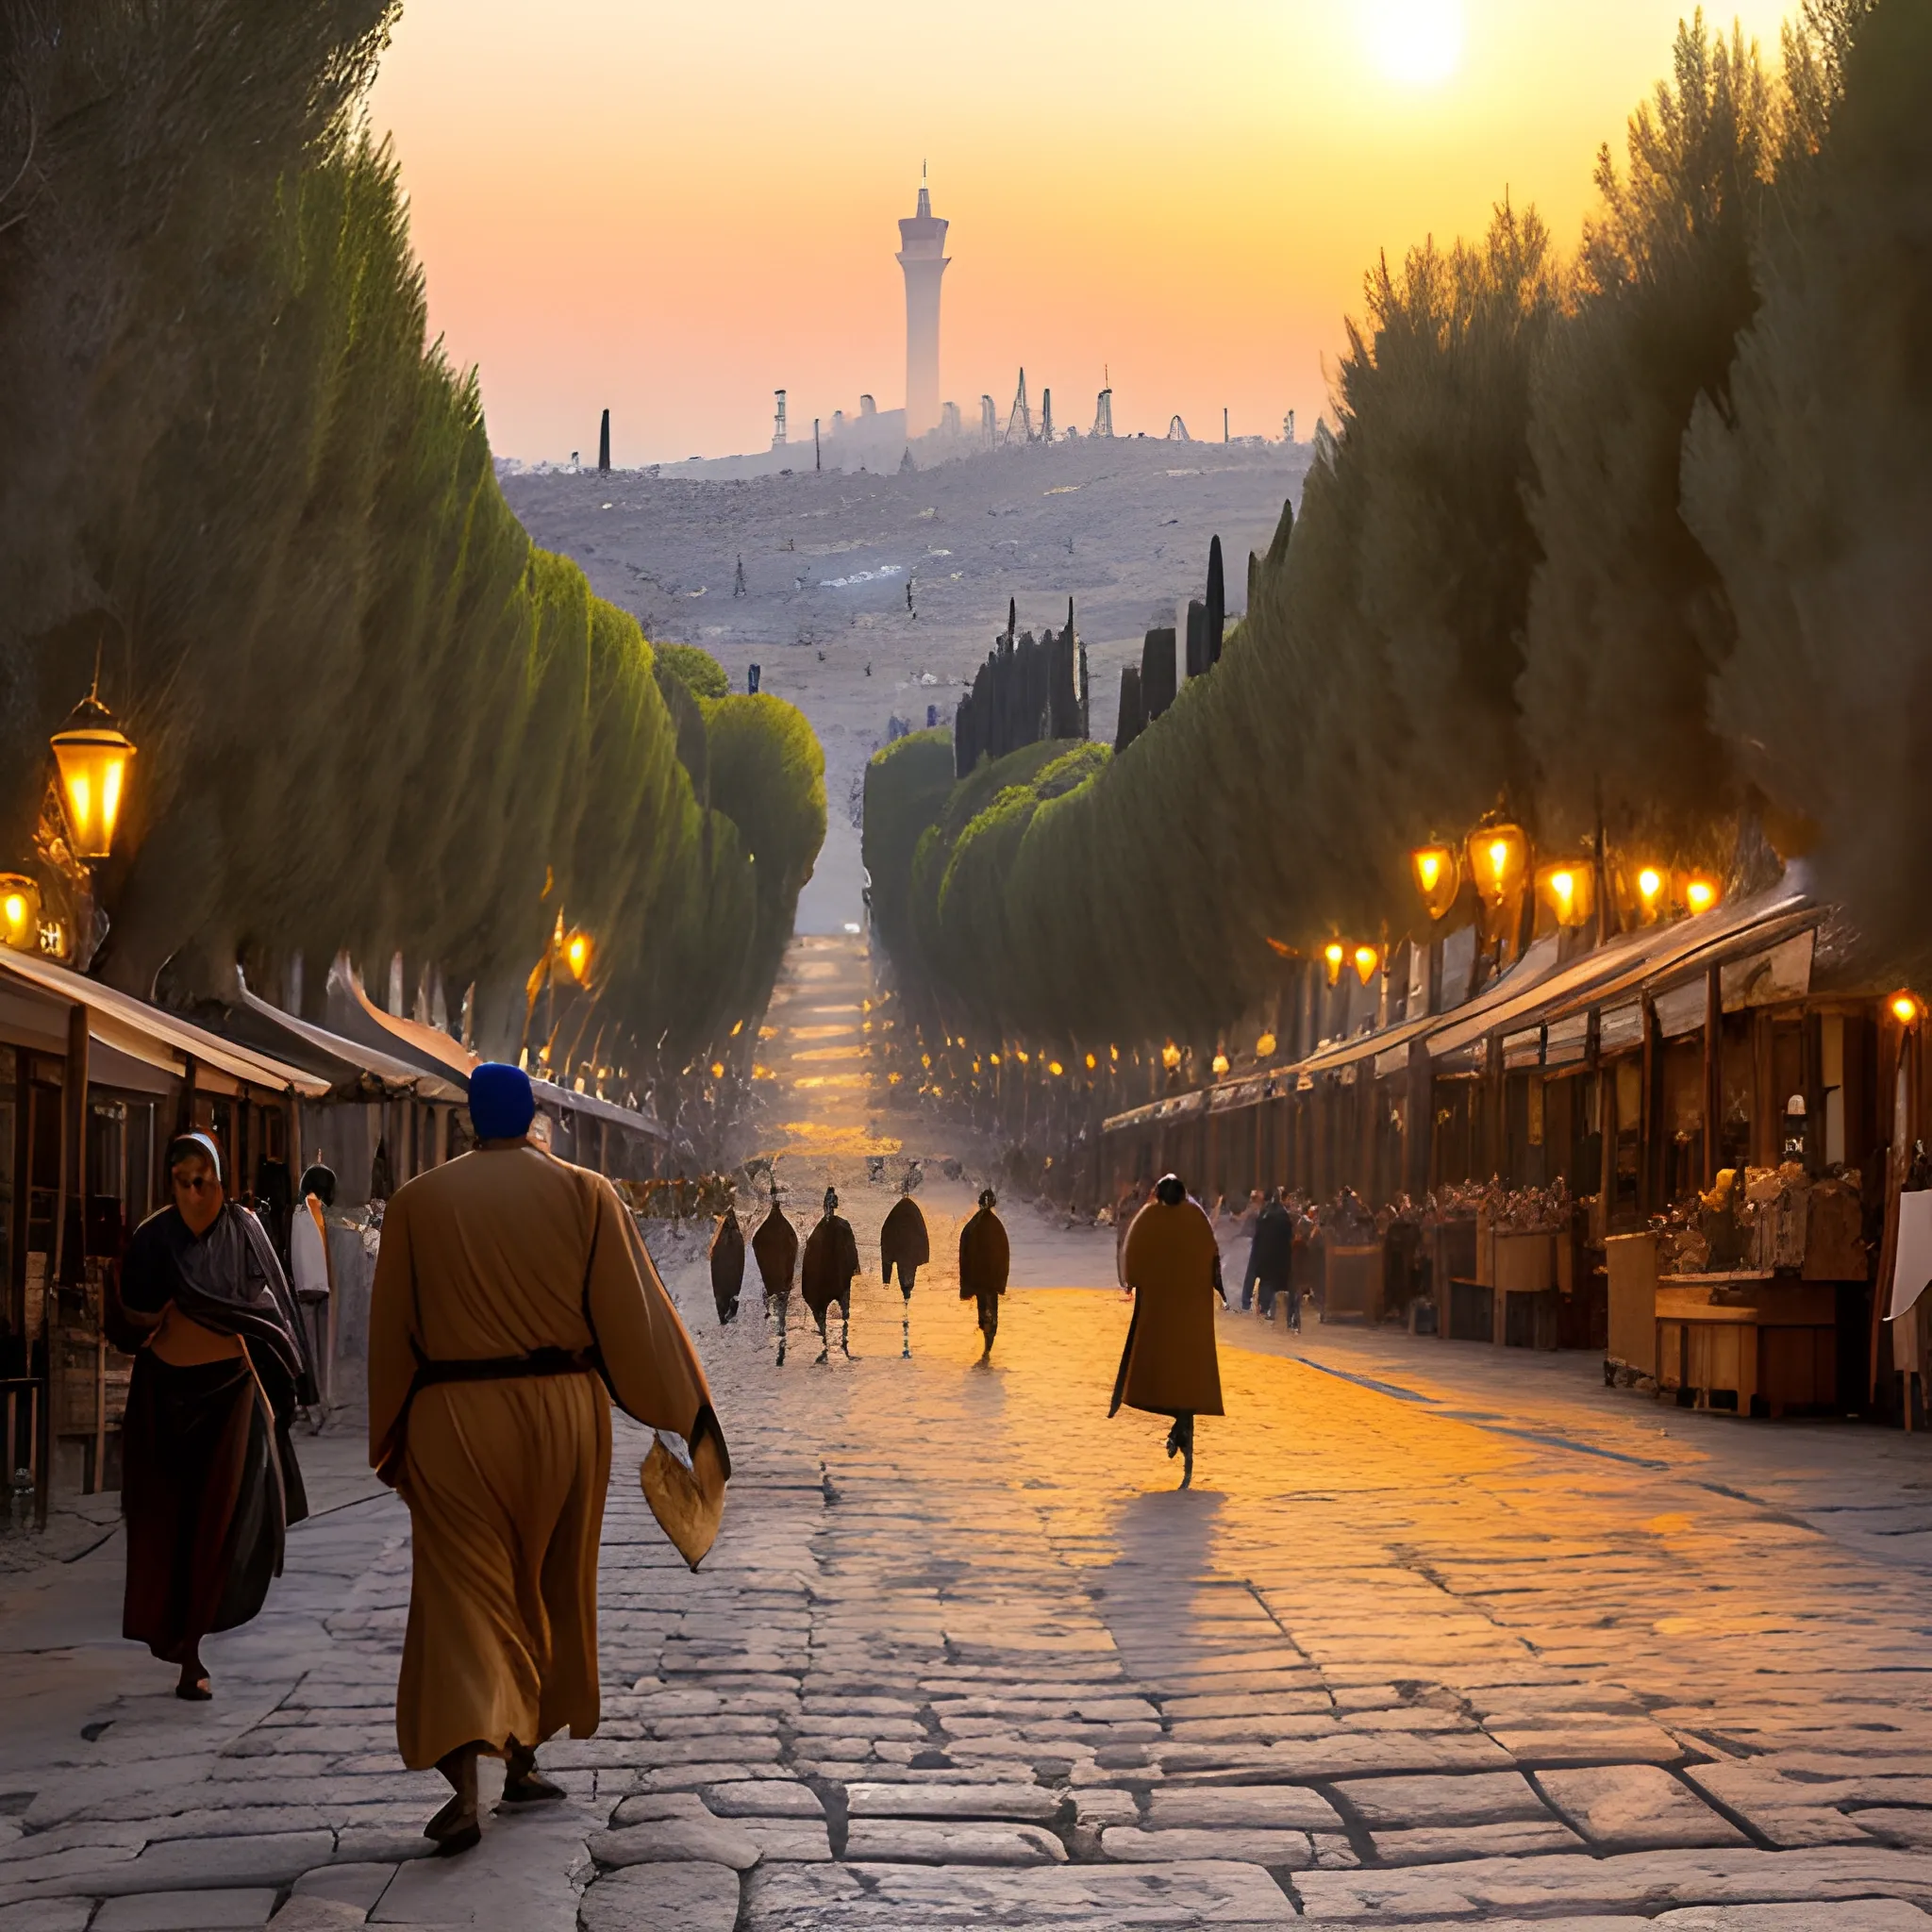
left=1185, top=599, right=1208, bottom=678
left=598, top=408, right=610, bottom=473
left=1115, top=667, right=1145, bottom=753
left=1141, top=626, right=1177, bottom=719
left=1207, top=535, right=1225, bottom=664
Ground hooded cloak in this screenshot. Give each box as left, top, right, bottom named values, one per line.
left=752, top=1203, right=799, bottom=1299
left=115, top=1176, right=312, bottom=1667
left=1110, top=1188, right=1224, bottom=1418
left=879, top=1195, right=930, bottom=1289
left=958, top=1200, right=1010, bottom=1303
left=709, top=1208, right=745, bottom=1324
left=803, top=1203, right=861, bottom=1319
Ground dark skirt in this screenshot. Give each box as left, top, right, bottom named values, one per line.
left=121, top=1351, right=296, bottom=1663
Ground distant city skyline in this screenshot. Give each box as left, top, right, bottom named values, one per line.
left=368, top=0, right=1799, bottom=466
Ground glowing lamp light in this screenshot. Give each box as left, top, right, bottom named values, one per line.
left=50, top=693, right=137, bottom=862
left=1410, top=842, right=1458, bottom=920
left=1683, top=874, right=1720, bottom=915
left=1353, top=944, right=1381, bottom=987
left=1464, top=821, right=1528, bottom=908
left=1256, top=1031, right=1277, bottom=1058
left=1015, top=1049, right=1029, bottom=1065
left=989, top=1053, right=1000, bottom=1066
left=0, top=875, right=41, bottom=952
left=709, top=1060, right=724, bottom=1078
left=1634, top=865, right=1667, bottom=920
left=1084, top=1052, right=1097, bottom=1071
left=563, top=930, right=592, bottom=981
left=1211, top=1051, right=1230, bottom=1076
left=1536, top=860, right=1596, bottom=930
left=1324, top=941, right=1347, bottom=987
left=1891, top=991, right=1922, bottom=1026
left=1048, top=1059, right=1064, bottom=1077
left=1161, top=1041, right=1183, bottom=1071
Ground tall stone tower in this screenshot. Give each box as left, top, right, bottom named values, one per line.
left=897, top=171, right=949, bottom=440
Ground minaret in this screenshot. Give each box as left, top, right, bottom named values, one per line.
left=897, top=167, right=949, bottom=440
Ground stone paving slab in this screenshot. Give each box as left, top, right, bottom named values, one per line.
left=577, top=1862, right=740, bottom=1932
left=1539, top=1763, right=1751, bottom=1850
left=93, top=1890, right=280, bottom=1929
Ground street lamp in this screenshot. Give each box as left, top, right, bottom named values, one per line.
left=1465, top=821, right=1528, bottom=909
left=1256, top=1031, right=1276, bottom=1058
left=1891, top=991, right=1922, bottom=1026
left=1631, top=864, right=1667, bottom=924
left=1211, top=1050, right=1230, bottom=1077
left=1536, top=860, right=1596, bottom=930
left=1409, top=841, right=1459, bottom=920
left=1324, top=941, right=1346, bottom=988
left=1352, top=943, right=1380, bottom=987
left=0, top=874, right=42, bottom=953
left=1161, top=1041, right=1182, bottom=1072
left=1681, top=874, right=1720, bottom=916
left=564, top=929, right=593, bottom=981
left=49, top=691, right=137, bottom=862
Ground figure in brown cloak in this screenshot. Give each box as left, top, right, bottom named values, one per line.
left=879, top=1183, right=930, bottom=1359
left=958, top=1188, right=1010, bottom=1362
left=709, top=1207, right=745, bottom=1325
left=368, top=1064, right=727, bottom=1855
left=752, top=1195, right=800, bottom=1366
left=802, top=1186, right=860, bottom=1363
left=1110, top=1173, right=1225, bottom=1489
left=112, top=1132, right=311, bottom=1701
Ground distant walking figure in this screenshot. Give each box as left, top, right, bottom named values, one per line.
left=1246, top=1188, right=1295, bottom=1323
left=958, top=1188, right=1010, bottom=1362
left=1110, top=1173, right=1225, bottom=1489
left=752, top=1197, right=800, bottom=1366
left=709, top=1206, right=745, bottom=1325
left=114, top=1133, right=312, bottom=1701
left=803, top=1187, right=861, bottom=1363
left=879, top=1183, right=931, bottom=1358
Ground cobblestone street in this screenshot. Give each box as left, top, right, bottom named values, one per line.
left=8, top=941, right=1932, bottom=1928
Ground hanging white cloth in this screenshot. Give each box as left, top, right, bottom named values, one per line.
left=1886, top=1190, right=1932, bottom=1323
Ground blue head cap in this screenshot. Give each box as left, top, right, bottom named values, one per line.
left=470, top=1062, right=537, bottom=1142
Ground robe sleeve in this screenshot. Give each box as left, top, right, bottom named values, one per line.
left=368, top=1190, right=419, bottom=1485
left=587, top=1177, right=730, bottom=1477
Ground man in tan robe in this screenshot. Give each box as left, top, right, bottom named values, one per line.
left=1110, top=1173, right=1224, bottom=1489
left=369, top=1064, right=726, bottom=1854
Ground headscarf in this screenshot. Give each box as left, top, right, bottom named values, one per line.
left=166, top=1131, right=224, bottom=1184
left=470, top=1061, right=536, bottom=1141
left=298, top=1163, right=337, bottom=1207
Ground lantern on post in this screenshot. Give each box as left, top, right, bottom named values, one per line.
left=1410, top=841, right=1459, bottom=920
left=1352, top=943, right=1381, bottom=987
left=1535, top=860, right=1596, bottom=930
left=50, top=691, right=138, bottom=863
left=1680, top=873, right=1720, bottom=916
left=1210, top=1050, right=1230, bottom=1077
left=1160, top=1041, right=1183, bottom=1072
left=1464, top=821, right=1528, bottom=909
left=1256, top=1030, right=1277, bottom=1059
left=1890, top=991, right=1923, bottom=1027
left=1324, top=941, right=1347, bottom=988
left=1629, top=864, right=1668, bottom=924
left=0, top=875, right=42, bottom=953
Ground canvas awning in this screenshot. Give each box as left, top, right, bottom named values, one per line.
left=0, top=947, right=329, bottom=1098
left=223, top=982, right=469, bottom=1104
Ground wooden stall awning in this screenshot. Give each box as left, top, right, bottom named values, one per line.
left=0, top=948, right=329, bottom=1098
left=327, top=954, right=668, bottom=1143
left=225, top=981, right=470, bottom=1104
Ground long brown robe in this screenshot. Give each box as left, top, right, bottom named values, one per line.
left=369, top=1143, right=722, bottom=1772
left=115, top=1205, right=310, bottom=1666
left=958, top=1204, right=1010, bottom=1343
left=1111, top=1197, right=1225, bottom=1418
left=879, top=1195, right=930, bottom=1291
left=709, top=1208, right=745, bottom=1324
left=802, top=1211, right=860, bottom=1321
left=751, top=1203, right=799, bottom=1302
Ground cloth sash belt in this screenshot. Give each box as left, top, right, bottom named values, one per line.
left=410, top=1344, right=602, bottom=1387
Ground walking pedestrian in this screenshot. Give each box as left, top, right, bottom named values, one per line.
left=1110, top=1173, right=1225, bottom=1490
left=958, top=1188, right=1009, bottom=1362
left=802, top=1186, right=860, bottom=1363
left=879, top=1181, right=930, bottom=1358
left=291, top=1161, right=336, bottom=1424
left=709, top=1205, right=745, bottom=1325
left=112, top=1132, right=312, bottom=1701
left=1247, top=1188, right=1296, bottom=1324
left=367, top=1063, right=726, bottom=1855
left=752, top=1194, right=799, bottom=1365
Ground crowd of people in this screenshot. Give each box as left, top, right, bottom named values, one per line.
left=103, top=1062, right=1232, bottom=1857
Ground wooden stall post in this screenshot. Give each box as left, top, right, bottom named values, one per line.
left=1702, top=966, right=1723, bottom=1191
left=1406, top=1040, right=1433, bottom=1203
left=1641, top=997, right=1664, bottom=1218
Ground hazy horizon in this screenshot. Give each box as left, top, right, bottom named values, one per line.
left=369, top=0, right=1797, bottom=466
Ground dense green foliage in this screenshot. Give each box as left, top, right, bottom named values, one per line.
left=867, top=1, right=1896, bottom=1048
left=0, top=7, right=822, bottom=1089
left=655, top=642, right=731, bottom=703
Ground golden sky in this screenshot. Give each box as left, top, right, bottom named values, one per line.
left=368, top=0, right=1797, bottom=464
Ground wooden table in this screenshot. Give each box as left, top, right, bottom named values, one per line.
left=1655, top=1273, right=1838, bottom=1417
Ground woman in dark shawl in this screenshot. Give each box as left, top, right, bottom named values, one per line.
left=110, top=1132, right=311, bottom=1699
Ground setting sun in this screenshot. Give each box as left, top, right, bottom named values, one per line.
left=1361, top=0, right=1466, bottom=86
